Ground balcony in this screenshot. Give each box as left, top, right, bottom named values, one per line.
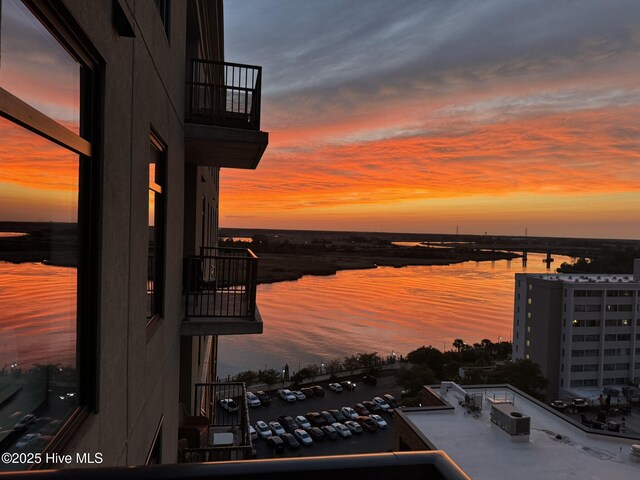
left=185, top=59, right=268, bottom=169
left=182, top=247, right=262, bottom=336
left=181, top=382, right=253, bottom=463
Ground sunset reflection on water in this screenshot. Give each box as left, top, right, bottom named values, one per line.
left=217, top=253, right=572, bottom=377
left=0, top=262, right=76, bottom=370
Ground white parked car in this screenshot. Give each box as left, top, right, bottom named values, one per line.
left=255, top=420, right=272, bottom=439
left=269, top=421, right=286, bottom=436
left=328, top=382, right=343, bottom=392
left=220, top=398, right=239, bottom=413
left=332, top=422, right=352, bottom=438
left=293, top=390, right=307, bottom=400
left=295, top=415, right=312, bottom=430
left=249, top=425, right=258, bottom=441
left=293, top=428, right=313, bottom=446
left=370, top=414, right=388, bottom=429
left=246, top=392, right=261, bottom=408
left=372, top=396, right=391, bottom=411
left=278, top=389, right=296, bottom=402
left=341, top=406, right=358, bottom=420
left=344, top=420, right=363, bottom=434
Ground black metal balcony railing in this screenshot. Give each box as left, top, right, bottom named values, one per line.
left=183, top=247, right=258, bottom=321
left=186, top=59, right=262, bottom=130
left=184, top=382, right=252, bottom=462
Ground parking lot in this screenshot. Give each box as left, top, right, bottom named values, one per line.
left=249, top=375, right=401, bottom=458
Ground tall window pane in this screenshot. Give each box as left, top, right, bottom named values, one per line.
left=0, top=116, right=78, bottom=462
left=148, top=136, right=165, bottom=320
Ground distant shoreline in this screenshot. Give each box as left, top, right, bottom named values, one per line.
left=255, top=251, right=519, bottom=285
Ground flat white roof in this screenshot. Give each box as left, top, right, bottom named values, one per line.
left=403, top=386, right=639, bottom=480
left=523, top=273, right=638, bottom=284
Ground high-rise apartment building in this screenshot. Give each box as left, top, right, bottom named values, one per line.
left=0, top=0, right=267, bottom=466
left=513, top=261, right=640, bottom=399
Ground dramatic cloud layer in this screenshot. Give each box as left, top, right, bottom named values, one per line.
left=222, top=0, right=640, bottom=238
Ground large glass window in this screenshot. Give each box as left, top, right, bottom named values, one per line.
left=148, top=134, right=165, bottom=321
left=0, top=0, right=97, bottom=466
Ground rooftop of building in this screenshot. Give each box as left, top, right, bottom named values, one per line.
left=399, top=384, right=640, bottom=480
left=522, top=273, right=639, bottom=284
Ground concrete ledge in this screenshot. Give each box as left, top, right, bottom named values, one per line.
left=181, top=306, right=263, bottom=336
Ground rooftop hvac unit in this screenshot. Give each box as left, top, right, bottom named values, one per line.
left=490, top=404, right=530, bottom=440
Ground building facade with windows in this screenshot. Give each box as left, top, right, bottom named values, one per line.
left=513, top=261, right=640, bottom=399
left=0, top=0, right=266, bottom=468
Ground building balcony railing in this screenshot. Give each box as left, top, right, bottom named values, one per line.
left=182, top=247, right=262, bottom=336
left=186, top=59, right=261, bottom=130
left=182, top=382, right=252, bottom=463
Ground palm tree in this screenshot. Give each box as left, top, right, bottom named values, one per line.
left=453, top=338, right=465, bottom=352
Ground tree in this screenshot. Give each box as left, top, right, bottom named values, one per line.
left=343, top=355, right=360, bottom=373
left=486, top=359, right=548, bottom=400
left=395, top=364, right=436, bottom=395
left=406, top=346, right=444, bottom=379
left=453, top=338, right=465, bottom=352
left=325, top=359, right=342, bottom=375
left=358, top=352, right=383, bottom=370
left=257, top=369, right=280, bottom=385
left=234, top=370, right=258, bottom=386
left=480, top=338, right=494, bottom=351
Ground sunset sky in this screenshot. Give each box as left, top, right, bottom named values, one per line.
left=222, top=0, right=640, bottom=238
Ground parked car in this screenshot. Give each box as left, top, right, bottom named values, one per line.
left=311, top=385, right=325, bottom=397
left=356, top=416, right=379, bottom=432
left=255, top=391, right=272, bottom=406
left=14, top=414, right=37, bottom=431
left=255, top=420, right=272, bottom=439
left=341, top=406, right=358, bottom=420
left=549, top=400, right=567, bottom=411
left=320, top=410, right=337, bottom=424
left=267, top=435, right=284, bottom=453
left=293, top=390, right=307, bottom=401
left=246, top=392, right=261, bottom=408
left=372, top=396, right=391, bottom=411
left=306, top=412, right=327, bottom=427
left=332, top=422, right=352, bottom=438
left=301, top=387, right=315, bottom=398
left=362, top=375, right=377, bottom=386
left=344, top=420, right=363, bottom=434
left=293, top=428, right=313, bottom=446
left=295, top=415, right=312, bottom=430
left=280, top=432, right=300, bottom=450
left=307, top=426, right=325, bottom=442
left=383, top=394, right=399, bottom=408
left=321, top=425, right=338, bottom=440
left=328, top=409, right=348, bottom=423
left=220, top=398, right=239, bottom=413
left=369, top=414, right=388, bottom=429
left=362, top=400, right=380, bottom=413
left=571, top=398, right=588, bottom=412
left=249, top=425, right=258, bottom=441
left=277, top=415, right=298, bottom=433
left=269, top=421, right=286, bottom=436
left=329, top=383, right=343, bottom=392
left=353, top=403, right=370, bottom=416
left=278, top=389, right=296, bottom=402
left=340, top=380, right=356, bottom=391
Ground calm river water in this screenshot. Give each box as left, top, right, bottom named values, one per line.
left=217, top=253, right=573, bottom=378
left=0, top=252, right=572, bottom=377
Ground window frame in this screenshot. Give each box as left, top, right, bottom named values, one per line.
left=147, top=130, right=167, bottom=335
left=0, top=0, right=103, bottom=459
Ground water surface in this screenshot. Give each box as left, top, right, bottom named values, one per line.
left=217, top=253, right=571, bottom=377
